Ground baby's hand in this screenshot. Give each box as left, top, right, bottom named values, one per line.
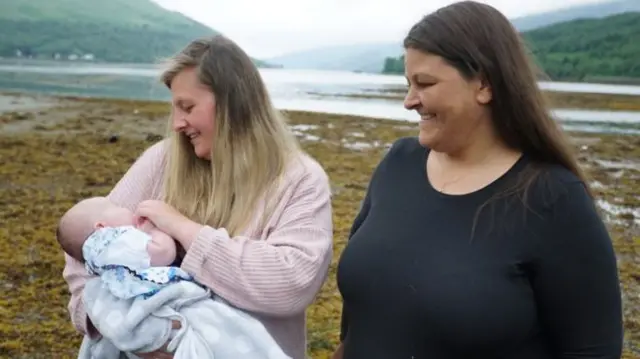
left=141, top=220, right=177, bottom=266
left=147, top=228, right=177, bottom=266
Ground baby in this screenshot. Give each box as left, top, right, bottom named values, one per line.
left=58, top=196, right=292, bottom=359
left=57, top=196, right=192, bottom=299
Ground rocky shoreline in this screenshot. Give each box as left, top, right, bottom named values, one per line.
left=0, top=93, right=637, bottom=358
left=309, top=87, right=640, bottom=112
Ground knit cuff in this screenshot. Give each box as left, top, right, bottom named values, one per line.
left=180, top=226, right=229, bottom=278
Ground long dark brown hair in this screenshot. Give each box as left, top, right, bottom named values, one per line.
left=404, top=1, right=593, bottom=237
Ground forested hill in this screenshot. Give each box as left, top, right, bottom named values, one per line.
left=0, top=0, right=269, bottom=66
left=382, top=12, right=640, bottom=82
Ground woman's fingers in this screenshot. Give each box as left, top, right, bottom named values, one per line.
left=135, top=348, right=174, bottom=359
left=132, top=321, right=180, bottom=358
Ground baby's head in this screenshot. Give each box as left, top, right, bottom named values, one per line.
left=56, top=196, right=134, bottom=262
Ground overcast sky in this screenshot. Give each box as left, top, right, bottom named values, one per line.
left=152, top=0, right=610, bottom=59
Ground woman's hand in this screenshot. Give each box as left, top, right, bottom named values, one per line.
left=87, top=319, right=102, bottom=340
left=135, top=348, right=173, bottom=359
left=134, top=200, right=203, bottom=250
left=134, top=200, right=186, bottom=236
left=331, top=342, right=344, bottom=359
left=133, top=320, right=181, bottom=359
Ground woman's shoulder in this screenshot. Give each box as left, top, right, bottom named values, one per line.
left=146, top=139, right=170, bottom=157
left=533, top=163, right=586, bottom=195
left=135, top=139, right=169, bottom=166
left=387, top=136, right=424, bottom=157
left=520, top=161, right=592, bottom=214
left=370, top=136, right=424, bottom=175
left=283, top=151, right=331, bottom=188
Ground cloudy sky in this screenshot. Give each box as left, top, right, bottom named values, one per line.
left=152, top=0, right=609, bottom=59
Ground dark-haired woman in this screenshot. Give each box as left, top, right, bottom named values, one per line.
left=332, top=1, right=623, bottom=358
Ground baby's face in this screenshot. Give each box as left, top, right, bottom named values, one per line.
left=97, top=205, right=135, bottom=229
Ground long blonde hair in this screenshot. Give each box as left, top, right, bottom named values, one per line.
left=159, top=35, right=300, bottom=237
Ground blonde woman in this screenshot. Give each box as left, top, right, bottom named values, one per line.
left=62, top=35, right=334, bottom=359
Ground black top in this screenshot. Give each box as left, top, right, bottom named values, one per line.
left=336, top=137, right=623, bottom=359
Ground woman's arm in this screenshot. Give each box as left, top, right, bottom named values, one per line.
left=178, top=159, right=334, bottom=317
left=333, top=181, right=372, bottom=358
left=333, top=140, right=401, bottom=356
left=62, top=254, right=100, bottom=337
left=61, top=140, right=167, bottom=336
left=532, top=180, right=623, bottom=358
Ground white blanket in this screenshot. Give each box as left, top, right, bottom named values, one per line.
left=77, top=277, right=291, bottom=359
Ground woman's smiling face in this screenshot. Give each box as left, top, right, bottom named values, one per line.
left=170, top=67, right=217, bottom=160
left=403, top=48, right=492, bottom=153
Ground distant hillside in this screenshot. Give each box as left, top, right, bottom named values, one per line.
left=510, top=0, right=640, bottom=31
left=266, top=0, right=640, bottom=73
left=524, top=12, right=640, bottom=81
left=267, top=43, right=403, bottom=73
left=266, top=42, right=400, bottom=73
left=382, top=12, right=640, bottom=82
left=0, top=0, right=271, bottom=67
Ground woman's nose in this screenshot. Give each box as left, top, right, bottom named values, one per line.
left=172, top=117, right=187, bottom=132
left=404, top=91, right=420, bottom=110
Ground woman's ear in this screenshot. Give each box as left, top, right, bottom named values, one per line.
left=476, top=77, right=492, bottom=105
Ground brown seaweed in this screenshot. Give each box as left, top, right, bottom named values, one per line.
left=0, top=94, right=637, bottom=358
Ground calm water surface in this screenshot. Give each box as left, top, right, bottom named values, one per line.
left=0, top=61, right=639, bottom=134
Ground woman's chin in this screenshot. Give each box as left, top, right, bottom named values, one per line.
left=418, top=130, right=437, bottom=149
left=192, top=145, right=211, bottom=160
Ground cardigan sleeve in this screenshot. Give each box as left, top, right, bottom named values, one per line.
left=180, top=159, right=334, bottom=317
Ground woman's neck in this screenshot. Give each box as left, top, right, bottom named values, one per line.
left=427, top=134, right=522, bottom=195
left=436, top=128, right=519, bottom=169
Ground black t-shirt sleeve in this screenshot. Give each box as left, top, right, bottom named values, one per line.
left=531, top=180, right=623, bottom=358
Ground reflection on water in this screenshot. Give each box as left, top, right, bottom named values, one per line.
left=0, top=61, right=639, bottom=135
left=538, top=81, right=640, bottom=96
left=274, top=97, right=640, bottom=135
